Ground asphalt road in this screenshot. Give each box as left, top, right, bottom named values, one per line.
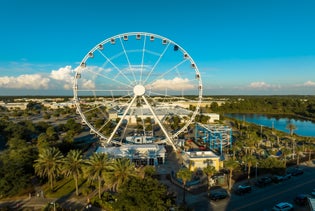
left=211, top=165, right=315, bottom=211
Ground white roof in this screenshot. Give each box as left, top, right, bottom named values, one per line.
left=308, top=197, right=315, bottom=211
left=95, top=144, right=166, bottom=158
left=185, top=150, right=220, bottom=159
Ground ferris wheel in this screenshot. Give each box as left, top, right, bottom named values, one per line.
left=73, top=32, right=202, bottom=150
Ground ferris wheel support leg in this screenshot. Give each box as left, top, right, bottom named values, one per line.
left=106, top=95, right=137, bottom=145
left=141, top=96, right=177, bottom=151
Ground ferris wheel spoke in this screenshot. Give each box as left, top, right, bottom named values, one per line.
left=84, top=67, right=133, bottom=89
left=144, top=90, right=173, bottom=99
left=143, top=42, right=171, bottom=84
left=109, top=92, right=133, bottom=107
left=119, top=37, right=137, bottom=83
left=141, top=95, right=177, bottom=151
left=77, top=89, right=131, bottom=92
left=80, top=103, right=105, bottom=115
left=145, top=59, right=188, bottom=87
left=140, top=35, right=147, bottom=84
left=106, top=95, right=137, bottom=144
left=97, top=49, right=134, bottom=85
left=96, top=119, right=112, bottom=134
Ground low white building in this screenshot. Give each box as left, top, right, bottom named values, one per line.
left=42, top=101, right=75, bottom=109
left=116, top=105, right=192, bottom=124
left=0, top=102, right=28, bottom=110
left=96, top=144, right=166, bottom=166
left=205, top=113, right=220, bottom=123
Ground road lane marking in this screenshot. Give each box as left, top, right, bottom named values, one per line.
left=232, top=176, right=315, bottom=211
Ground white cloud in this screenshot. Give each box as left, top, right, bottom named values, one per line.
left=248, top=81, right=280, bottom=89
left=82, top=80, right=95, bottom=89
left=50, top=66, right=72, bottom=81
left=303, top=80, right=315, bottom=87
left=0, top=65, right=96, bottom=90
left=0, top=74, right=50, bottom=89
left=149, top=77, right=194, bottom=91
left=50, top=66, right=74, bottom=89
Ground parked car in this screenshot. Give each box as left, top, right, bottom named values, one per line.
left=272, top=173, right=292, bottom=183
left=282, top=173, right=292, bottom=180
left=311, top=188, right=315, bottom=197
left=234, top=185, right=252, bottom=195
left=255, top=176, right=273, bottom=187
left=294, top=194, right=308, bottom=206
left=272, top=175, right=284, bottom=183
left=209, top=189, right=229, bottom=201
left=291, top=168, right=304, bottom=176
left=272, top=202, right=293, bottom=211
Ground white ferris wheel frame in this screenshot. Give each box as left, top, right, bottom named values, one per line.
left=73, top=32, right=203, bottom=151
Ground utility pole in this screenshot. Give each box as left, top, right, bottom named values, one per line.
left=255, top=162, right=258, bottom=180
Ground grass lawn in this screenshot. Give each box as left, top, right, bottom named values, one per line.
left=43, top=178, right=88, bottom=198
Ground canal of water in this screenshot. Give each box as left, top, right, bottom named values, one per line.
left=225, top=113, right=315, bottom=137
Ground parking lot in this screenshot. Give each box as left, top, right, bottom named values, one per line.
left=207, top=163, right=315, bottom=211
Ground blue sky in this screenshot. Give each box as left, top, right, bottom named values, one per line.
left=0, top=0, right=315, bottom=96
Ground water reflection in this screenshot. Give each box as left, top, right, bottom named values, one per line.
left=225, top=113, right=315, bottom=137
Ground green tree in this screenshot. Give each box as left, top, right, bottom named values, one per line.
left=305, top=141, right=315, bottom=162
left=46, top=126, right=58, bottom=141
left=85, top=153, right=111, bottom=199
left=203, top=165, right=216, bottom=190
left=210, top=102, right=219, bottom=112
left=224, top=159, right=239, bottom=190
left=107, top=158, right=137, bottom=192
left=286, top=123, right=297, bottom=136
left=231, top=141, right=243, bottom=160
left=295, top=145, right=304, bottom=166
left=138, top=165, right=156, bottom=179
left=281, top=147, right=291, bottom=167
left=242, top=155, right=257, bottom=180
left=33, top=147, right=64, bottom=191
left=177, top=168, right=192, bottom=204
left=37, top=133, right=50, bottom=151
left=62, top=149, right=85, bottom=196
left=114, top=177, right=173, bottom=211
left=0, top=138, right=37, bottom=197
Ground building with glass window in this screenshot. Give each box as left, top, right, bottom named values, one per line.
left=95, top=144, right=166, bottom=166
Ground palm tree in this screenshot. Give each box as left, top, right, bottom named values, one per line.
left=242, top=155, right=257, bottom=181
left=107, top=158, right=137, bottom=192
left=62, top=149, right=85, bottom=196
left=203, top=165, right=216, bottom=190
left=244, top=139, right=256, bottom=155
left=177, top=168, right=192, bottom=204
left=34, top=147, right=64, bottom=191
left=281, top=147, right=291, bottom=168
left=295, top=145, right=304, bottom=166
left=305, top=141, right=315, bottom=162
left=231, top=141, right=242, bottom=160
left=137, top=165, right=156, bottom=179
left=84, top=153, right=111, bottom=199
left=224, top=159, right=239, bottom=190
left=286, top=123, right=297, bottom=136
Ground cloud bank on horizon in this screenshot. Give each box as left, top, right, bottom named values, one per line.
left=0, top=64, right=314, bottom=95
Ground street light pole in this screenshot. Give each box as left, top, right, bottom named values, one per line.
left=255, top=162, right=258, bottom=180
left=51, top=202, right=56, bottom=211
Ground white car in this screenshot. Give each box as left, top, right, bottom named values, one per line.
left=311, top=188, right=315, bottom=197
left=272, top=202, right=293, bottom=211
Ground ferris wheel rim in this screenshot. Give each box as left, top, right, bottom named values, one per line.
left=73, top=32, right=203, bottom=147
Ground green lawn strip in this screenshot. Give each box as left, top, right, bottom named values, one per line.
left=43, top=178, right=88, bottom=198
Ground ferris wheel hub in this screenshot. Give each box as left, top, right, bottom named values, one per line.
left=133, top=84, right=145, bottom=96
